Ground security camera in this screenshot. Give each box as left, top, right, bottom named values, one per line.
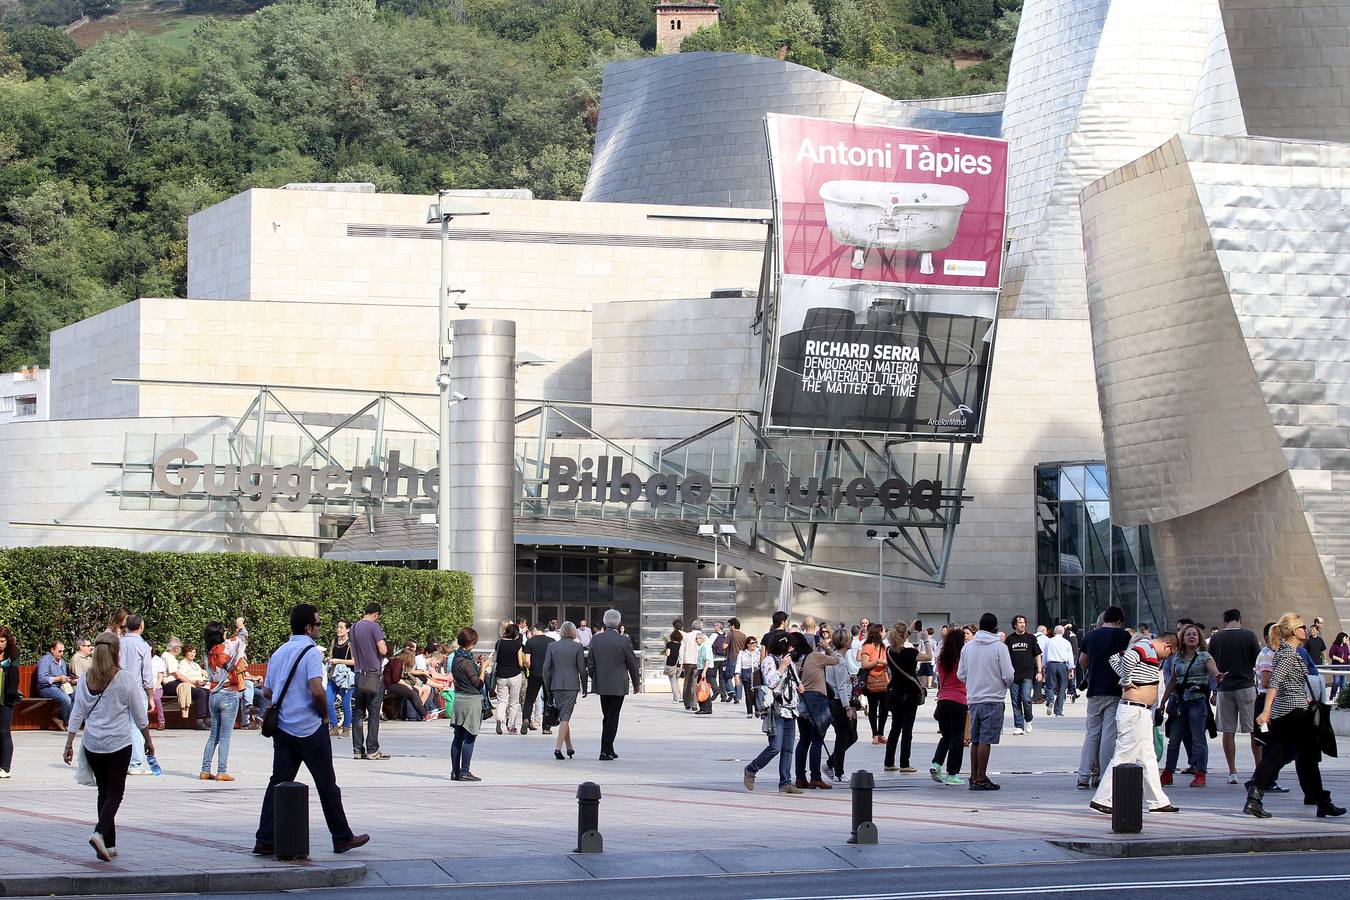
left=455, top=300, right=469, bottom=311
left=451, top=391, right=468, bottom=402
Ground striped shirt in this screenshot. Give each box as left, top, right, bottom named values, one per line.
left=1110, top=638, right=1162, bottom=688
left=1268, top=643, right=1312, bottom=720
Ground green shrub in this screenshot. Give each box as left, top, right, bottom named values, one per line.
left=0, top=547, right=472, bottom=662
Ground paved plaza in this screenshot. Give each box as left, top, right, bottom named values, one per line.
left=1, top=690, right=1347, bottom=893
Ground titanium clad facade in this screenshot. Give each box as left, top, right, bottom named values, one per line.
left=999, top=0, right=1219, bottom=318
left=1082, top=134, right=1350, bottom=628
left=582, top=52, right=1002, bottom=208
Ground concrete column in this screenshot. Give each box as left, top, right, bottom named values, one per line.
left=448, top=319, right=516, bottom=639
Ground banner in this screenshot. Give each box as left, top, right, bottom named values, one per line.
left=763, top=115, right=1008, bottom=438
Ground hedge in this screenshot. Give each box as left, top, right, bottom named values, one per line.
left=0, top=547, right=473, bottom=663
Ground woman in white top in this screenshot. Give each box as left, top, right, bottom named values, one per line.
left=63, top=631, right=154, bottom=862
left=735, top=637, right=762, bottom=718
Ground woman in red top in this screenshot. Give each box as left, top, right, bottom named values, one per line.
left=857, top=623, right=890, bottom=744
left=201, top=621, right=245, bottom=782
left=930, top=628, right=968, bottom=785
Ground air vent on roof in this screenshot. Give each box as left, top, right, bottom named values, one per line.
left=710, top=288, right=758, bottom=298
left=282, top=183, right=377, bottom=192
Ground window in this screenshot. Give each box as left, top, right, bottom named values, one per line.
left=0, top=396, right=13, bottom=414
left=15, top=396, right=37, bottom=417
left=675, top=19, right=681, bottom=29
left=1035, top=463, right=1167, bottom=630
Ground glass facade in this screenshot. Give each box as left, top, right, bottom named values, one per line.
left=513, top=551, right=667, bottom=652
left=1036, top=462, right=1166, bottom=632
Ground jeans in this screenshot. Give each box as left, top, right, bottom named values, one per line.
left=1009, top=678, right=1035, bottom=729
left=128, top=716, right=146, bottom=769
left=256, top=723, right=354, bottom=847
left=495, top=673, right=524, bottom=730
left=1078, top=695, right=1120, bottom=779
left=885, top=691, right=918, bottom=768
left=932, top=699, right=967, bottom=776
left=352, top=679, right=382, bottom=755
left=327, top=682, right=353, bottom=728
left=794, top=714, right=824, bottom=782
left=1331, top=675, right=1346, bottom=700
left=451, top=725, right=477, bottom=777
left=748, top=715, right=797, bottom=787
left=39, top=685, right=73, bottom=722
left=1164, top=696, right=1209, bottom=773
left=599, top=694, right=624, bottom=756
left=85, top=745, right=132, bottom=847
left=1093, top=703, right=1170, bottom=811
left=1045, top=662, right=1069, bottom=716
left=202, top=690, right=240, bottom=775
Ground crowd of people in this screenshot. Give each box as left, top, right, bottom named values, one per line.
left=1, top=600, right=1344, bottom=864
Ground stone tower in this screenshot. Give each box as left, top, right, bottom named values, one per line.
left=654, top=2, right=722, bottom=54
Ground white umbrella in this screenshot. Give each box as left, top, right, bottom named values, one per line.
left=776, top=560, right=794, bottom=618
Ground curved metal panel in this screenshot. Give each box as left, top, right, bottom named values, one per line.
left=582, top=52, right=1002, bottom=209
left=1188, top=6, right=1247, bottom=137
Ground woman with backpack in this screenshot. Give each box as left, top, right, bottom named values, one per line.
left=885, top=622, right=924, bottom=773
left=743, top=635, right=803, bottom=794
left=857, top=623, right=890, bottom=744
left=201, top=620, right=245, bottom=782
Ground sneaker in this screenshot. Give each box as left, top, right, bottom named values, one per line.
left=1090, top=774, right=1101, bottom=789
left=1076, top=777, right=1091, bottom=790
left=1012, top=727, right=1024, bottom=736
left=458, top=772, right=482, bottom=782
left=969, top=779, right=1001, bottom=791
left=942, top=774, right=966, bottom=786
left=1159, top=769, right=1173, bottom=786
left=365, top=751, right=392, bottom=760
left=1089, top=801, right=1112, bottom=815
left=89, top=832, right=112, bottom=862
left=884, top=765, right=900, bottom=772
left=1227, top=772, right=1239, bottom=785
left=508, top=727, right=518, bottom=735
left=0, top=769, right=9, bottom=779
left=1024, top=723, right=1034, bottom=734
left=1190, top=773, right=1206, bottom=787
left=899, top=767, right=916, bottom=774
left=128, top=767, right=151, bottom=776
left=1149, top=804, right=1180, bottom=813
left=778, top=783, right=804, bottom=794
left=743, top=767, right=756, bottom=791
left=930, top=764, right=945, bottom=783
left=1268, top=783, right=1289, bottom=793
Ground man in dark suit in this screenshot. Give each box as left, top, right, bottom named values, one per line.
left=587, top=608, right=642, bottom=761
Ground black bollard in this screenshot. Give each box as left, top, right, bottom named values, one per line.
left=575, top=782, right=603, bottom=853
left=1111, top=763, right=1143, bottom=834
left=273, top=781, right=310, bottom=860
left=847, top=770, right=878, bottom=845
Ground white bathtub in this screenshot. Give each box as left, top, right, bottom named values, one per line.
left=819, top=180, right=970, bottom=273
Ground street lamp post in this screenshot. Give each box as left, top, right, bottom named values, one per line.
left=427, top=193, right=488, bottom=570
left=698, top=522, right=738, bottom=575
left=866, top=529, right=900, bottom=624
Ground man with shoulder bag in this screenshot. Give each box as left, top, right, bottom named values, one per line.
left=350, top=603, right=390, bottom=761
left=253, top=604, right=369, bottom=856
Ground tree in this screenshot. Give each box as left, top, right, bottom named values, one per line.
left=6, top=26, right=80, bottom=79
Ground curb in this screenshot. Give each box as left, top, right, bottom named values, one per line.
left=1052, top=832, right=1350, bottom=859
left=0, top=861, right=366, bottom=898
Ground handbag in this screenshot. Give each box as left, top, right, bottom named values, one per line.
left=542, top=696, right=561, bottom=729
left=696, top=677, right=713, bottom=704
left=356, top=671, right=382, bottom=696
left=74, top=744, right=97, bottom=786
left=261, top=646, right=316, bottom=739
left=889, top=649, right=928, bottom=704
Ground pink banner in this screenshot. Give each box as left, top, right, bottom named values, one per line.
left=768, top=115, right=1008, bottom=290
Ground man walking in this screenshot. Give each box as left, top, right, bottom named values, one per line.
left=1044, top=625, right=1076, bottom=717
left=679, top=619, right=704, bottom=711
left=1075, top=606, right=1131, bottom=789
left=350, top=602, right=390, bottom=761
left=1090, top=630, right=1179, bottom=815
left=253, top=604, right=368, bottom=856
left=119, top=616, right=155, bottom=775
left=957, top=613, right=1014, bottom=791
left=1005, top=616, right=1042, bottom=735
left=587, top=609, right=642, bottom=760
left=522, top=624, right=553, bottom=734
left=725, top=618, right=748, bottom=703
left=1208, top=608, right=1260, bottom=784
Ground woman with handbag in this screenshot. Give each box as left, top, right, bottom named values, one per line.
left=824, top=628, right=859, bottom=781
left=201, top=621, right=245, bottom=782
left=884, top=622, right=923, bottom=773
left=736, top=636, right=762, bottom=718
left=794, top=632, right=840, bottom=789
left=857, top=623, right=890, bottom=744
left=63, top=631, right=155, bottom=861
left=326, top=620, right=356, bottom=737
left=1160, top=624, right=1219, bottom=788
left=743, top=635, right=803, bottom=794
left=1244, top=614, right=1344, bottom=818
left=542, top=622, right=588, bottom=760
left=449, top=627, right=491, bottom=782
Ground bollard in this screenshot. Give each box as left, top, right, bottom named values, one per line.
left=575, top=782, right=603, bottom=853
left=273, top=781, right=310, bottom=860
left=1111, top=763, right=1143, bottom=834
left=847, top=770, right=878, bottom=845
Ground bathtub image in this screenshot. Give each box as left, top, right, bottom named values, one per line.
left=819, top=181, right=970, bottom=274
